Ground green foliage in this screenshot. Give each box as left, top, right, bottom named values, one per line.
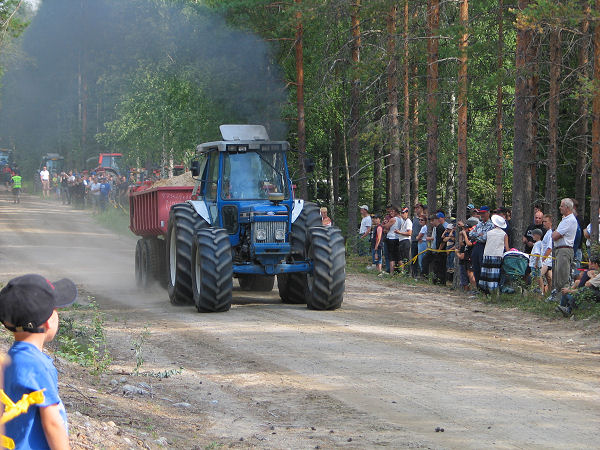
left=131, top=325, right=150, bottom=376
left=56, top=299, right=112, bottom=375
left=94, top=203, right=132, bottom=236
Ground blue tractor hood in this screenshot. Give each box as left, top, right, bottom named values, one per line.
left=238, top=203, right=289, bottom=217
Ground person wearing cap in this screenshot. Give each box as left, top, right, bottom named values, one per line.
left=469, top=206, right=494, bottom=286
left=478, top=214, right=509, bottom=293
left=357, top=205, right=372, bottom=256
left=0, top=274, right=77, bottom=449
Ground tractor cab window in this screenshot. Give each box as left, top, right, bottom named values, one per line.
left=221, top=151, right=288, bottom=200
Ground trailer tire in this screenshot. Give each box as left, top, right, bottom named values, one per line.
left=135, top=239, right=144, bottom=288
left=166, top=203, right=208, bottom=305
left=306, top=226, right=345, bottom=310
left=238, top=275, right=275, bottom=292
left=278, top=202, right=321, bottom=304
left=191, top=228, right=233, bottom=312
left=145, top=238, right=167, bottom=289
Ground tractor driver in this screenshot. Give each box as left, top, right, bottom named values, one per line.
left=224, top=154, right=260, bottom=199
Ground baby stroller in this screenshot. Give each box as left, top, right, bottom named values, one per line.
left=500, top=250, right=529, bottom=294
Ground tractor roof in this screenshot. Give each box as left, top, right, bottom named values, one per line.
left=197, top=125, right=290, bottom=153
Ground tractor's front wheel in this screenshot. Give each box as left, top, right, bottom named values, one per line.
left=306, top=226, right=345, bottom=310
left=278, top=201, right=321, bottom=304
left=166, top=203, right=207, bottom=305
left=191, top=228, right=233, bottom=312
left=238, top=275, right=275, bottom=292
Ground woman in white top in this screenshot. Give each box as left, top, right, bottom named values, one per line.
left=478, top=214, right=509, bottom=293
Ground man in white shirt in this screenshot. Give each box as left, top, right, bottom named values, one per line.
left=551, top=198, right=578, bottom=295
left=397, top=207, right=412, bottom=270
left=358, top=205, right=372, bottom=256
left=39, top=166, right=50, bottom=198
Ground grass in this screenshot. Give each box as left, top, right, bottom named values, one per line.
left=94, top=203, right=133, bottom=236
left=51, top=299, right=112, bottom=375
left=346, top=252, right=600, bottom=322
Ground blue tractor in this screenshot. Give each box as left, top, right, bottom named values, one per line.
left=165, top=125, right=345, bottom=312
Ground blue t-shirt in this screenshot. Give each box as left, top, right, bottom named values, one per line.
left=3, top=341, right=68, bottom=449
left=99, top=182, right=111, bottom=197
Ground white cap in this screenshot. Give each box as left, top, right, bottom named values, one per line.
left=359, top=205, right=369, bottom=211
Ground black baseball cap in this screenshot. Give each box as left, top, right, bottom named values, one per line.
left=0, top=274, right=77, bottom=333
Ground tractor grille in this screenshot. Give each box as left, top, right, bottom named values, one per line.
left=252, top=221, right=287, bottom=244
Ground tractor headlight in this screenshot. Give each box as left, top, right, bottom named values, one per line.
left=275, top=229, right=285, bottom=241
left=255, top=228, right=267, bottom=241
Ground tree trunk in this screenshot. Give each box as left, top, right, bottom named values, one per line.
left=411, top=63, right=420, bottom=206
left=590, top=0, right=600, bottom=243
left=457, top=0, right=468, bottom=222
left=512, top=0, right=534, bottom=250
left=373, top=143, right=383, bottom=212
left=387, top=5, right=402, bottom=205
left=332, top=125, right=340, bottom=220
left=347, top=0, right=361, bottom=238
left=529, top=49, right=539, bottom=213
left=426, top=0, right=440, bottom=212
left=447, top=93, right=457, bottom=216
left=295, top=0, right=308, bottom=200
left=328, top=146, right=334, bottom=211
left=494, top=0, right=504, bottom=208
left=576, top=2, right=590, bottom=218
left=402, top=0, right=411, bottom=207
left=545, top=29, right=560, bottom=216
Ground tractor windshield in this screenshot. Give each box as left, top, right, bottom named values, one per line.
left=222, top=151, right=289, bottom=200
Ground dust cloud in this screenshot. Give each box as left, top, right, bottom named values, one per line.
left=0, top=0, right=287, bottom=172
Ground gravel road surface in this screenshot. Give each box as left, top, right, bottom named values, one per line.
left=0, top=194, right=598, bottom=449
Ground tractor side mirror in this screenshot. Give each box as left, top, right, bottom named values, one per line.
left=190, top=160, right=200, bottom=177
left=304, top=158, right=315, bottom=174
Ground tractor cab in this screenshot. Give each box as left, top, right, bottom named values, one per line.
left=190, top=125, right=294, bottom=267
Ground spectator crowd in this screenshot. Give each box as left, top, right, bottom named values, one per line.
left=350, top=198, right=600, bottom=318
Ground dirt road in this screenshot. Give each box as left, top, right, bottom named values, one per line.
left=0, top=194, right=598, bottom=449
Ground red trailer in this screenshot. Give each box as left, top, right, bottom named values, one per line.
left=129, top=185, right=194, bottom=287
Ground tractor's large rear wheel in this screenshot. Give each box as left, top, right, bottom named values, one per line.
left=238, top=275, right=275, bottom=292
left=191, top=228, right=233, bottom=312
left=306, top=226, right=345, bottom=310
left=166, top=203, right=207, bottom=305
left=278, top=202, right=321, bottom=304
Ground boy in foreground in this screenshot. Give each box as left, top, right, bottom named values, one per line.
left=0, top=274, right=77, bottom=449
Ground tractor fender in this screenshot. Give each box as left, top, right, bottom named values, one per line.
left=187, top=200, right=212, bottom=225
left=291, top=199, right=304, bottom=223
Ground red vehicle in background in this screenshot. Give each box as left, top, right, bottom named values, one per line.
left=87, top=153, right=123, bottom=177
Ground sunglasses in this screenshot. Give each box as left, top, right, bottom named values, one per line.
left=419, top=219, right=426, bottom=222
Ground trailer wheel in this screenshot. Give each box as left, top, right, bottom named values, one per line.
left=238, top=275, right=275, bottom=292
left=166, top=203, right=208, bottom=305
left=306, top=226, right=345, bottom=310
left=278, top=201, right=321, bottom=304
left=145, top=238, right=167, bottom=288
left=191, top=228, right=233, bottom=312
left=135, top=239, right=144, bottom=288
